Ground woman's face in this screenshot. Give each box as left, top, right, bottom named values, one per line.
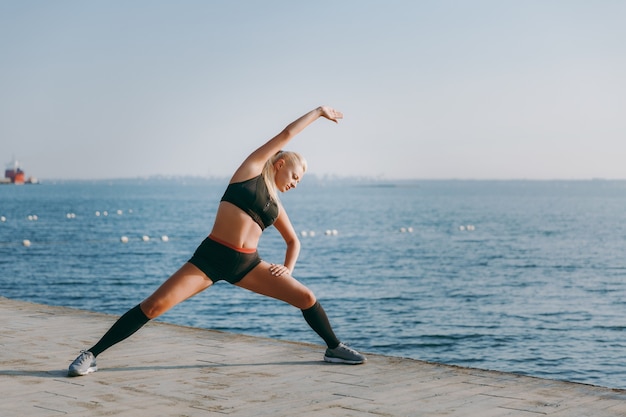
left=274, top=159, right=305, bottom=192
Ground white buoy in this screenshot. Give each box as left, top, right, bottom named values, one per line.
left=332, top=229, right=338, bottom=236
left=309, top=230, right=316, bottom=237
left=22, top=239, right=31, bottom=247
left=117, top=210, right=123, bottom=215
left=161, top=235, right=169, bottom=242
left=407, top=227, right=414, bottom=233
left=1, top=216, right=6, bottom=222
left=300, top=230, right=308, bottom=237
left=120, top=236, right=129, bottom=243
left=325, top=230, right=331, bottom=235
left=400, top=227, right=407, bottom=233
left=459, top=225, right=466, bottom=231
left=128, top=209, right=133, bottom=214
left=142, top=235, right=150, bottom=242
left=467, top=225, right=475, bottom=231
left=103, top=211, right=108, bottom=216
left=95, top=211, right=101, bottom=217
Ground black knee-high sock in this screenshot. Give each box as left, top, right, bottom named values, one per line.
left=88, top=304, right=150, bottom=357
left=301, top=301, right=340, bottom=349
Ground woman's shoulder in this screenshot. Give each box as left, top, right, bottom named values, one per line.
left=227, top=174, right=262, bottom=186
left=229, top=159, right=265, bottom=184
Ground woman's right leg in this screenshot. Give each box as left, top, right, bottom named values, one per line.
left=89, top=263, right=213, bottom=357
left=92, top=262, right=213, bottom=356
left=69, top=263, right=212, bottom=376
left=140, top=262, right=214, bottom=319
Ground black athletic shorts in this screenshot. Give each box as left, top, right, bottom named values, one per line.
left=188, top=235, right=262, bottom=284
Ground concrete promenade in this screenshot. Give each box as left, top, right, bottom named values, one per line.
left=1, top=297, right=625, bottom=417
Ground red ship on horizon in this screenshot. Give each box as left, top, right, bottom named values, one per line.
left=3, top=157, right=38, bottom=184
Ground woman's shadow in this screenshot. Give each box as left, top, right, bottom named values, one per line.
left=0, top=359, right=326, bottom=379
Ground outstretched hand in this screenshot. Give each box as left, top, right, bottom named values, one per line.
left=319, top=106, right=343, bottom=123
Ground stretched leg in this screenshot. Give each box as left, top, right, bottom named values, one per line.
left=140, top=262, right=213, bottom=319
left=88, top=262, right=212, bottom=356
left=68, top=263, right=213, bottom=376
left=88, top=304, right=150, bottom=357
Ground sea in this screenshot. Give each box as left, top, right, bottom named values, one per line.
left=1, top=178, right=625, bottom=389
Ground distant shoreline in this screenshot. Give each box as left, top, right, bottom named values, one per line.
left=31, top=175, right=626, bottom=188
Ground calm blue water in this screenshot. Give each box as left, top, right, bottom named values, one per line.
left=2, top=179, right=626, bottom=389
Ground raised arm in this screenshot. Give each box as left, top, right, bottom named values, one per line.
left=231, top=106, right=343, bottom=181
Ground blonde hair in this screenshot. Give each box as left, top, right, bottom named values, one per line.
left=262, top=150, right=308, bottom=201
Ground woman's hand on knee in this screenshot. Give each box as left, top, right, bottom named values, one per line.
left=269, top=263, right=291, bottom=277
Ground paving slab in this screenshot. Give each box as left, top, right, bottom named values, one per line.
left=1, top=297, right=625, bottom=416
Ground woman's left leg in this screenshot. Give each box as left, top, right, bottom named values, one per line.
left=236, top=261, right=365, bottom=364
left=235, top=261, right=340, bottom=348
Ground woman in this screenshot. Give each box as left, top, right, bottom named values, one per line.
left=68, top=106, right=366, bottom=377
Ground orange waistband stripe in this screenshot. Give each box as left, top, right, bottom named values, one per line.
left=208, top=235, right=257, bottom=254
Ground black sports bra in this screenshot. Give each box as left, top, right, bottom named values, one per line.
left=221, top=175, right=279, bottom=230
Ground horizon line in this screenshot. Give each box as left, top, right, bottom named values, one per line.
left=36, top=175, right=626, bottom=183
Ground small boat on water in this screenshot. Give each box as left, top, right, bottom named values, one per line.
left=2, top=157, right=38, bottom=184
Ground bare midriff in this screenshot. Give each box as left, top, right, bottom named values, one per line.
left=209, top=201, right=264, bottom=250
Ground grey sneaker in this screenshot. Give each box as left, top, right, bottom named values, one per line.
left=68, top=351, right=98, bottom=377
left=324, top=343, right=366, bottom=365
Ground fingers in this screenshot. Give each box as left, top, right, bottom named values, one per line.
left=320, top=106, right=343, bottom=123
left=269, top=263, right=290, bottom=277
left=329, top=108, right=343, bottom=120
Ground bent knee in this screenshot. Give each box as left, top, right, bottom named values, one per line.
left=296, top=289, right=317, bottom=310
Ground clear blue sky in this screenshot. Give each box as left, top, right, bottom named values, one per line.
left=1, top=1, right=625, bottom=180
